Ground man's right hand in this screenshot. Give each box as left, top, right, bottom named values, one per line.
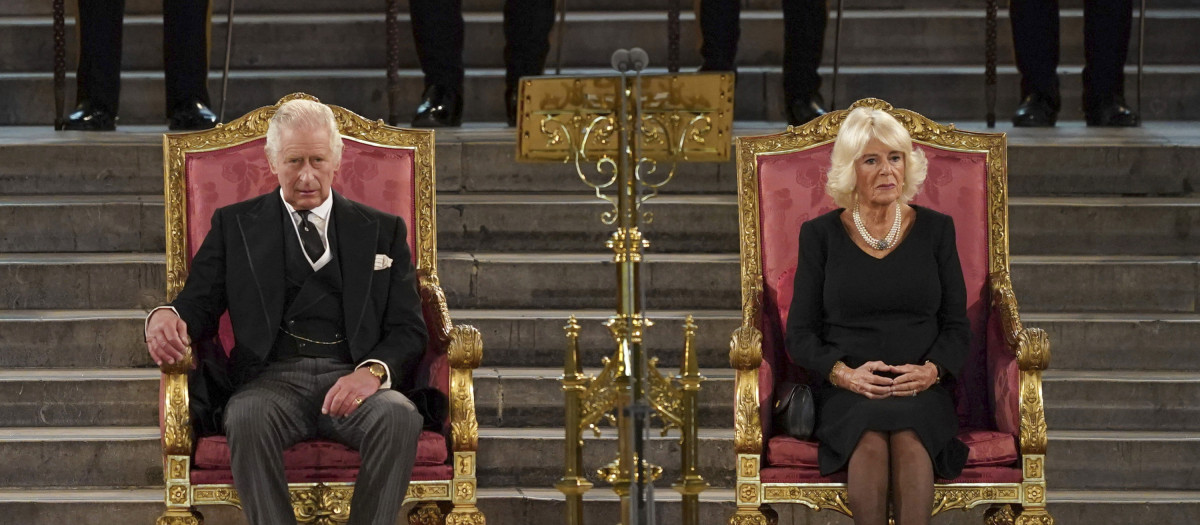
left=146, top=309, right=191, bottom=367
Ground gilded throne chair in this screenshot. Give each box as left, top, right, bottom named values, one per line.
left=157, top=93, right=484, bottom=525
left=728, top=99, right=1052, bottom=524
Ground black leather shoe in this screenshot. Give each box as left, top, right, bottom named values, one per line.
left=168, top=101, right=218, bottom=131
left=63, top=101, right=116, bottom=131
left=786, top=95, right=827, bottom=126
left=505, top=86, right=519, bottom=127
left=1012, top=93, right=1059, bottom=127
left=1085, top=95, right=1140, bottom=127
left=412, top=85, right=463, bottom=128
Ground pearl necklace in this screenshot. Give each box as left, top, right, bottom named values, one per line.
left=853, top=201, right=902, bottom=250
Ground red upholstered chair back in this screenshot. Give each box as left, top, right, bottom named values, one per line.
left=739, top=99, right=1017, bottom=440
left=164, top=94, right=447, bottom=397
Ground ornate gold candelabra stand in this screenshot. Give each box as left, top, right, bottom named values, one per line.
left=515, top=51, right=734, bottom=525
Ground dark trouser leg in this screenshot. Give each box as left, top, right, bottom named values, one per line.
left=224, top=360, right=329, bottom=525
left=75, top=0, right=125, bottom=113
left=698, top=0, right=740, bottom=71
left=781, top=0, right=826, bottom=102
left=1009, top=0, right=1062, bottom=104
left=889, top=430, right=934, bottom=525
left=409, top=0, right=465, bottom=91
left=503, top=0, right=555, bottom=91
left=321, top=390, right=423, bottom=525
left=847, top=430, right=889, bottom=525
left=1082, top=0, right=1133, bottom=107
left=162, top=0, right=212, bottom=114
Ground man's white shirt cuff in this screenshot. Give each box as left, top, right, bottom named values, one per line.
left=145, top=306, right=181, bottom=338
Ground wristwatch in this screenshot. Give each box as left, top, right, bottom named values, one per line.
left=366, top=363, right=388, bottom=383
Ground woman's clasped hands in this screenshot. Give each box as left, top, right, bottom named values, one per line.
left=832, top=360, right=939, bottom=399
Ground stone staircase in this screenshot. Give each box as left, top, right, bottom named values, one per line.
left=3, top=123, right=1200, bottom=525
left=3, top=0, right=1200, bottom=524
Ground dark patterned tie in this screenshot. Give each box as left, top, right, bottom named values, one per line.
left=296, top=210, right=325, bottom=262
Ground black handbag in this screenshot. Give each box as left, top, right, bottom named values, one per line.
left=773, top=382, right=816, bottom=440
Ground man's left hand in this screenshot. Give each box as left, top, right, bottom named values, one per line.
left=322, top=368, right=383, bottom=418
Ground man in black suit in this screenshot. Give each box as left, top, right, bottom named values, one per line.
left=409, top=0, right=555, bottom=127
left=66, top=0, right=217, bottom=131
left=145, top=99, right=427, bottom=525
left=699, top=0, right=828, bottom=125
left=1010, top=0, right=1139, bottom=127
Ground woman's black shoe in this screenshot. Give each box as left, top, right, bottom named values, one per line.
left=168, top=101, right=218, bottom=131
left=412, top=85, right=463, bottom=127
left=63, top=101, right=117, bottom=131
left=1012, top=94, right=1059, bottom=127
left=1085, top=96, right=1140, bottom=127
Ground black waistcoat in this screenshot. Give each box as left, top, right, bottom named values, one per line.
left=271, top=207, right=352, bottom=363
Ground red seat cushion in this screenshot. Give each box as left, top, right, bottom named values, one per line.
left=765, top=428, right=1017, bottom=469
left=193, top=431, right=448, bottom=470
left=189, top=464, right=454, bottom=485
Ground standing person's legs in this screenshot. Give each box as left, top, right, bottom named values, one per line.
left=698, top=0, right=740, bottom=72
left=503, top=0, right=555, bottom=125
left=889, top=430, right=934, bottom=525
left=68, top=0, right=125, bottom=129
left=162, top=0, right=216, bottom=129
left=1082, top=0, right=1138, bottom=125
left=781, top=0, right=826, bottom=120
left=224, top=359, right=332, bottom=525
left=320, top=388, right=423, bottom=525
left=847, top=430, right=889, bottom=525
left=1010, top=0, right=1062, bottom=125
left=409, top=0, right=465, bottom=126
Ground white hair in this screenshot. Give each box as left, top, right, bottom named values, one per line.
left=825, top=107, right=928, bottom=209
left=264, top=99, right=344, bottom=166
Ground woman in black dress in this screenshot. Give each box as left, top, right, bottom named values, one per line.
left=785, top=107, right=970, bottom=525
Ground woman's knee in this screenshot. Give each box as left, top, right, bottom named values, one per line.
left=851, top=430, right=890, bottom=462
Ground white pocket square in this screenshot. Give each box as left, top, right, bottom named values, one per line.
left=373, top=254, right=393, bottom=270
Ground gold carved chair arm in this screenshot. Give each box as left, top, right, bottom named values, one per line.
left=160, top=349, right=195, bottom=457
left=730, top=324, right=764, bottom=456
left=989, top=270, right=1050, bottom=457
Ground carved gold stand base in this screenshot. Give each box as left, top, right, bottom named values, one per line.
left=985, top=504, right=1016, bottom=525
left=157, top=508, right=204, bottom=525
left=1015, top=507, right=1054, bottom=525
left=408, top=501, right=452, bottom=525
left=446, top=505, right=487, bottom=525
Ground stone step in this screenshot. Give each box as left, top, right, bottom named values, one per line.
left=2, top=487, right=1199, bottom=525
left=4, top=125, right=1200, bottom=197
left=0, top=427, right=162, bottom=487
left=0, top=310, right=154, bottom=369
left=1, top=252, right=1196, bottom=313
left=4, top=65, right=1198, bottom=126
left=6, top=0, right=1179, bottom=16
left=1032, top=313, right=1200, bottom=372
left=0, top=369, right=159, bottom=428
left=7, top=10, right=1197, bottom=73
left=1043, top=370, right=1200, bottom=431
left=5, top=194, right=1200, bottom=255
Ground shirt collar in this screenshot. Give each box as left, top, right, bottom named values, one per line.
left=279, top=188, right=334, bottom=222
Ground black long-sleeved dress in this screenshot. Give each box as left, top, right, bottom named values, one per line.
left=785, top=205, right=970, bottom=478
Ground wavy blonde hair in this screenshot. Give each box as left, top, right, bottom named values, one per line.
left=825, top=107, right=927, bottom=209
left=264, top=99, right=344, bottom=167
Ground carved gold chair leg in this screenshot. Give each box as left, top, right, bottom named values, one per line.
left=157, top=508, right=204, bottom=525
left=985, top=504, right=1017, bottom=525
left=1014, top=505, right=1054, bottom=525
left=729, top=505, right=771, bottom=525
left=445, top=504, right=486, bottom=525
left=407, top=501, right=451, bottom=525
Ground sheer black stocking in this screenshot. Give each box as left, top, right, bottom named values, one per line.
left=890, top=430, right=934, bottom=525
left=847, top=430, right=890, bottom=525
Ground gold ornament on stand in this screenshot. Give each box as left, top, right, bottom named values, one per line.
left=517, top=49, right=734, bottom=525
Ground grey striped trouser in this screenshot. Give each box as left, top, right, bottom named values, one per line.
left=223, top=357, right=422, bottom=525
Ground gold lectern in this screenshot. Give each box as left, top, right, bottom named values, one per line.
left=516, top=58, right=734, bottom=525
